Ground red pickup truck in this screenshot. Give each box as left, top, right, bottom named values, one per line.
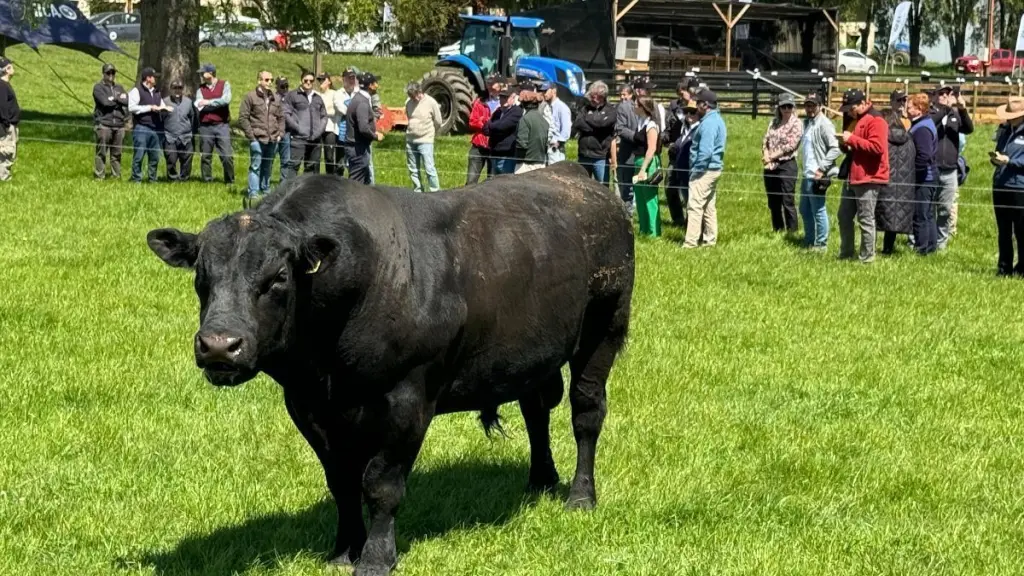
left=955, top=49, right=1016, bottom=75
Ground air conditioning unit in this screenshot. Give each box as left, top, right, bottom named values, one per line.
left=615, top=37, right=651, bottom=62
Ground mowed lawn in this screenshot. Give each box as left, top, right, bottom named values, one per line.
left=1, top=44, right=1024, bottom=576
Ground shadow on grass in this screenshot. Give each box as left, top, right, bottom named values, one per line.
left=125, top=460, right=542, bottom=576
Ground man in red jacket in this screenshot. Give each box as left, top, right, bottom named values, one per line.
left=466, top=75, right=503, bottom=184
left=837, top=88, right=889, bottom=263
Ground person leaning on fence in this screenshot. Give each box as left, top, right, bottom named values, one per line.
left=836, top=88, right=889, bottom=264
left=761, top=93, right=803, bottom=234
left=929, top=84, right=973, bottom=248
left=631, top=96, right=664, bottom=238
left=877, top=89, right=916, bottom=255
left=683, top=90, right=726, bottom=249
left=92, top=62, right=128, bottom=180
left=161, top=80, right=197, bottom=182
left=989, top=97, right=1024, bottom=277
left=403, top=81, right=442, bottom=192
left=239, top=70, right=284, bottom=200
left=572, top=79, right=616, bottom=185
left=798, top=91, right=840, bottom=251
left=127, top=66, right=169, bottom=184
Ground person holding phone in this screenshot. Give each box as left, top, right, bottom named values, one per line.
left=991, top=97, right=1024, bottom=276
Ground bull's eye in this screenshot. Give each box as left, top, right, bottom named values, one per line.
left=274, top=268, right=288, bottom=285
left=259, top=268, right=289, bottom=295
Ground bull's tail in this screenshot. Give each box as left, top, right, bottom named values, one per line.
left=479, top=405, right=508, bottom=439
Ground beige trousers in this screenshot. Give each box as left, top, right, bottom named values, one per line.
left=683, top=170, right=721, bottom=247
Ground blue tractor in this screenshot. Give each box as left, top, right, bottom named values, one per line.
left=419, top=14, right=587, bottom=136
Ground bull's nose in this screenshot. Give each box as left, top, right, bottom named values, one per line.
left=195, top=332, right=244, bottom=364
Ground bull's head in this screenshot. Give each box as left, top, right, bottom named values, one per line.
left=146, top=213, right=340, bottom=387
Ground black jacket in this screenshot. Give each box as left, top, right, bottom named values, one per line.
left=284, top=89, right=328, bottom=141
left=877, top=114, right=916, bottom=234
left=573, top=100, right=615, bottom=159
left=483, top=105, right=523, bottom=155
left=664, top=98, right=687, bottom=145
left=929, top=104, right=973, bottom=171
left=343, top=92, right=376, bottom=146
left=93, top=80, right=128, bottom=128
left=0, top=79, right=20, bottom=129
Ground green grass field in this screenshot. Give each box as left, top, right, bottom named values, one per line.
left=2, top=43, right=1024, bottom=576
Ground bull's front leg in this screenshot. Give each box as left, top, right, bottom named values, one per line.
left=354, top=374, right=435, bottom=576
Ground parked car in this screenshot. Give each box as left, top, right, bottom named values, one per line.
left=89, top=11, right=141, bottom=42
left=956, top=49, right=1017, bottom=75
left=199, top=15, right=281, bottom=52
left=291, top=28, right=401, bottom=56
left=838, top=48, right=878, bottom=74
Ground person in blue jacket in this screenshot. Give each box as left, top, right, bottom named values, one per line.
left=907, top=93, right=939, bottom=255
left=990, top=97, right=1024, bottom=276
left=683, top=90, right=727, bottom=248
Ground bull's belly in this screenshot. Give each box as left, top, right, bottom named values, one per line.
left=433, top=346, right=571, bottom=415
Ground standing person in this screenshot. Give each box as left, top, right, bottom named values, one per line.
left=482, top=86, right=523, bottom=175
left=127, top=66, right=168, bottom=183
left=514, top=85, right=549, bottom=174
left=332, top=67, right=359, bottom=178
left=631, top=96, right=664, bottom=238
left=877, top=90, right=917, bottom=255
left=284, top=70, right=328, bottom=178
left=403, top=81, right=442, bottom=192
left=195, top=63, right=234, bottom=184
left=683, top=90, right=726, bottom=248
left=930, top=85, right=973, bottom=249
left=161, top=80, right=197, bottom=182
left=798, top=91, right=841, bottom=250
left=542, top=81, right=571, bottom=164
left=613, top=84, right=639, bottom=211
left=367, top=75, right=383, bottom=184
left=274, top=76, right=291, bottom=180
left=663, top=77, right=701, bottom=224
left=92, top=62, right=128, bottom=180
left=466, top=75, right=502, bottom=184
left=0, top=57, right=20, bottom=182
left=990, top=97, right=1024, bottom=276
left=761, top=93, right=803, bottom=234
left=239, top=70, right=285, bottom=201
left=836, top=88, right=889, bottom=264
left=317, top=72, right=339, bottom=175
left=343, top=72, right=383, bottom=185
left=670, top=100, right=701, bottom=214
left=573, top=80, right=616, bottom=185
left=907, top=92, right=939, bottom=255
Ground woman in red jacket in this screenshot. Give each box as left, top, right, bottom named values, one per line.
left=466, top=75, right=503, bottom=184
left=837, top=88, right=890, bottom=264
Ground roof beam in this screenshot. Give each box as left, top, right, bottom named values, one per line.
left=616, top=0, right=642, bottom=22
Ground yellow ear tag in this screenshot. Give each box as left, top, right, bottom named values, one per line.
left=307, top=260, right=321, bottom=274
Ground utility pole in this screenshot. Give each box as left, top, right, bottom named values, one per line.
left=985, top=0, right=995, bottom=75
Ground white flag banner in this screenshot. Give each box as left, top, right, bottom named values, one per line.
left=889, top=1, right=912, bottom=48
left=1015, top=12, right=1024, bottom=53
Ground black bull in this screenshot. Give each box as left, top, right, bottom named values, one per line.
left=146, top=162, right=635, bottom=576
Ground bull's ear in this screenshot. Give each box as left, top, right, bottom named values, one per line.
left=302, top=234, right=340, bottom=275
left=147, top=228, right=199, bottom=269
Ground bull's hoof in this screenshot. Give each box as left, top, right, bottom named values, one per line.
left=565, top=480, right=596, bottom=510
left=327, top=549, right=357, bottom=568
left=353, top=563, right=394, bottom=576
left=527, top=468, right=560, bottom=494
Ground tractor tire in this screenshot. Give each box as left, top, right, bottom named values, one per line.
left=420, top=67, right=475, bottom=136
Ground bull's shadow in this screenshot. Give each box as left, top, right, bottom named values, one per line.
left=129, top=460, right=541, bottom=576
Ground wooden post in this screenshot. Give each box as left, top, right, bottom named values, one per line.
left=726, top=4, right=733, bottom=72
left=612, top=0, right=618, bottom=53
left=972, top=80, right=979, bottom=118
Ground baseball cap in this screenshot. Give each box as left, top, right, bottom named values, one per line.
left=538, top=80, right=553, bottom=91
left=839, top=88, right=865, bottom=112
left=890, top=89, right=907, bottom=102
left=140, top=66, right=158, bottom=79
left=197, top=63, right=216, bottom=75
left=804, top=91, right=823, bottom=105
left=359, top=72, right=378, bottom=86
left=695, top=90, right=717, bottom=104
left=102, top=62, right=116, bottom=74
left=777, top=93, right=795, bottom=107
left=343, top=66, right=361, bottom=77
left=934, top=85, right=953, bottom=95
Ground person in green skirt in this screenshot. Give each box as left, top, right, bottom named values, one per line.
left=632, top=97, right=664, bottom=237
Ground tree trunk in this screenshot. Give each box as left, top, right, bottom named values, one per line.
left=909, top=0, right=923, bottom=65
left=139, top=0, right=200, bottom=95
left=860, top=0, right=875, bottom=54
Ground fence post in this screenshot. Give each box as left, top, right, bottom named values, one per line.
left=973, top=80, right=979, bottom=118
left=752, top=77, right=760, bottom=119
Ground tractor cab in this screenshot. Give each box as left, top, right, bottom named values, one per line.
left=458, top=15, right=543, bottom=79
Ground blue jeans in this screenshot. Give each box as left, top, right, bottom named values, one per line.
left=494, top=155, right=517, bottom=175
left=131, top=124, right=161, bottom=182
left=405, top=141, right=439, bottom=192
left=799, top=178, right=829, bottom=247
left=579, top=155, right=608, bottom=185
left=248, top=140, right=277, bottom=197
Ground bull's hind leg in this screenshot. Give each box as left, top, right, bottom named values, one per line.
left=566, top=296, right=629, bottom=510
left=519, top=372, right=564, bottom=493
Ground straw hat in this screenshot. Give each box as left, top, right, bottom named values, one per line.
left=997, top=97, right=1024, bottom=121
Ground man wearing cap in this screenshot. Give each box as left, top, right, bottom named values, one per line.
left=161, top=80, right=198, bottom=182
left=92, top=62, right=128, bottom=180
left=343, top=72, right=383, bottom=184
left=483, top=86, right=524, bottom=175
left=284, top=70, right=328, bottom=178
left=332, top=67, right=360, bottom=177
left=683, top=89, right=726, bottom=248
left=195, top=63, right=234, bottom=184
left=929, top=84, right=973, bottom=249
left=836, top=88, right=889, bottom=263
left=316, top=72, right=340, bottom=175
left=365, top=73, right=383, bottom=184
left=541, top=81, right=571, bottom=165
left=239, top=70, right=285, bottom=199
left=0, top=57, right=19, bottom=181
left=798, top=91, right=841, bottom=250
left=514, top=84, right=549, bottom=174
left=127, top=66, right=170, bottom=183
left=663, top=77, right=702, bottom=224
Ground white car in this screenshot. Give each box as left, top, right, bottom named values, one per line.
left=838, top=49, right=878, bottom=74
left=292, top=29, right=401, bottom=57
